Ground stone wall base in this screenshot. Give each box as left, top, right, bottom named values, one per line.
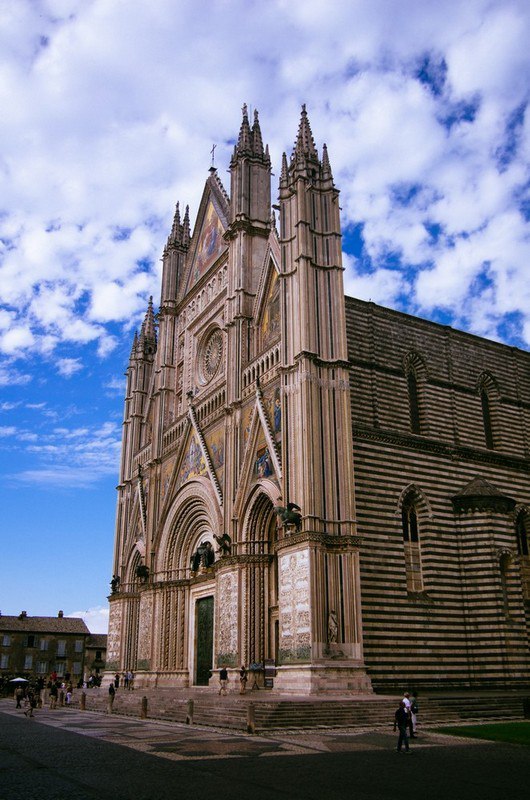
left=273, top=663, right=373, bottom=695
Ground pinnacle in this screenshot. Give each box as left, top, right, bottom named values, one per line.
left=140, top=296, right=157, bottom=349
left=293, top=104, right=319, bottom=162
left=236, top=103, right=252, bottom=154
left=321, top=143, right=333, bottom=179
left=182, top=204, right=190, bottom=245
left=233, top=104, right=269, bottom=164
left=252, top=109, right=264, bottom=156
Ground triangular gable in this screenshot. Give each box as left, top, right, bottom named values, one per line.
left=175, top=429, right=208, bottom=488
left=182, top=175, right=229, bottom=297
left=233, top=395, right=281, bottom=520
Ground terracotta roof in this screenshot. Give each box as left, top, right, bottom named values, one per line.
left=0, top=615, right=90, bottom=634
left=86, top=634, right=108, bottom=648
left=453, top=476, right=507, bottom=497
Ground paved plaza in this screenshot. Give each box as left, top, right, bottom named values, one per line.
left=1, top=699, right=529, bottom=800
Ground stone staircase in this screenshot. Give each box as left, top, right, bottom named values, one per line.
left=68, top=688, right=529, bottom=733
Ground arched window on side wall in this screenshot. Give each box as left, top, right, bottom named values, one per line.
left=516, top=510, right=530, bottom=600
left=402, top=497, right=423, bottom=592
left=477, top=372, right=500, bottom=450
left=403, top=352, right=427, bottom=436
left=481, top=388, right=494, bottom=449
left=408, top=372, right=421, bottom=434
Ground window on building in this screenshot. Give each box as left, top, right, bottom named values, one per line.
left=24, top=635, right=35, bottom=648
left=407, top=372, right=421, bottom=434
left=95, top=650, right=102, bottom=661
left=499, top=553, right=511, bottom=615
left=37, top=661, right=48, bottom=674
left=481, top=388, right=494, bottom=449
left=402, top=497, right=423, bottom=592
left=55, top=662, right=65, bottom=677
left=57, top=640, right=66, bottom=657
left=403, top=352, right=427, bottom=435
left=2, top=634, right=10, bottom=647
left=516, top=511, right=530, bottom=600
left=1, top=654, right=8, bottom=669
left=516, top=513, right=529, bottom=557
left=72, top=662, right=82, bottom=675
left=40, top=638, right=49, bottom=651
left=24, top=654, right=33, bottom=670
left=75, top=639, right=83, bottom=653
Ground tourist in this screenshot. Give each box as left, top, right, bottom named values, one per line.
left=49, top=682, right=58, bottom=709
left=394, top=700, right=411, bottom=753
left=14, top=685, right=24, bottom=708
left=218, top=665, right=228, bottom=695
left=239, top=665, right=248, bottom=694
left=410, top=694, right=419, bottom=737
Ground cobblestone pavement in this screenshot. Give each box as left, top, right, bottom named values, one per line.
left=1, top=700, right=530, bottom=800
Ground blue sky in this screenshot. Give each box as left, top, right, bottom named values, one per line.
left=1, top=0, right=529, bottom=633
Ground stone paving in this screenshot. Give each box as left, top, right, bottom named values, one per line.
left=2, top=699, right=530, bottom=800
left=0, top=699, right=497, bottom=762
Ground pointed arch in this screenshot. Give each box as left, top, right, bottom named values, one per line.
left=402, top=351, right=428, bottom=435
left=155, top=478, right=222, bottom=580
left=476, top=371, right=501, bottom=450
left=397, top=484, right=431, bottom=593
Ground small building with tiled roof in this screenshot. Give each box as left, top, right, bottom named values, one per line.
left=0, top=610, right=90, bottom=683
left=84, top=633, right=108, bottom=679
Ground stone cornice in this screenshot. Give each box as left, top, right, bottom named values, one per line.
left=352, top=424, right=530, bottom=473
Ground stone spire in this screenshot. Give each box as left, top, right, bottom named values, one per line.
left=321, top=143, right=333, bottom=181
left=252, top=109, right=264, bottom=156
left=182, top=204, right=190, bottom=246
left=137, top=296, right=157, bottom=357
left=293, top=104, right=319, bottom=163
left=236, top=103, right=252, bottom=155
left=129, top=330, right=138, bottom=362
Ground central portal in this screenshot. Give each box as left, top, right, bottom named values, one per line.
left=195, top=595, right=214, bottom=685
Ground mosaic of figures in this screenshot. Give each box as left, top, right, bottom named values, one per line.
left=185, top=201, right=227, bottom=294
left=259, top=267, right=280, bottom=352
left=204, top=423, right=225, bottom=485
left=177, top=433, right=208, bottom=487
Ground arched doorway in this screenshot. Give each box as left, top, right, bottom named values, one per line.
left=243, top=490, right=278, bottom=667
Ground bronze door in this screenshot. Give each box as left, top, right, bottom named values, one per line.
left=195, top=596, right=214, bottom=685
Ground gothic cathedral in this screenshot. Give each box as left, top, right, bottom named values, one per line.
left=107, top=107, right=530, bottom=693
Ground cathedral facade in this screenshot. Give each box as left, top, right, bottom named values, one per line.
left=107, top=107, right=530, bottom=693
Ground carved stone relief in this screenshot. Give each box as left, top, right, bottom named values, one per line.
left=278, top=551, right=311, bottom=662
left=217, top=570, right=238, bottom=665
left=107, top=601, right=124, bottom=665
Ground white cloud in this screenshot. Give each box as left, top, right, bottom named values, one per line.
left=57, top=357, right=83, bottom=377
left=68, top=604, right=109, bottom=635
left=0, top=0, right=528, bottom=356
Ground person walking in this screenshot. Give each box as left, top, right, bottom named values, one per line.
left=14, top=685, right=24, bottom=708
left=49, top=682, right=58, bottom=709
left=394, top=700, right=411, bottom=753
left=218, top=666, right=228, bottom=695
left=410, top=694, right=419, bottom=737
left=239, top=665, right=248, bottom=695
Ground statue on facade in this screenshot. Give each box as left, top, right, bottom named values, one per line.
left=190, top=541, right=215, bottom=574
left=274, top=500, right=302, bottom=532
left=110, top=575, right=120, bottom=594
left=327, top=609, right=338, bottom=643
left=135, top=564, right=149, bottom=581
left=213, top=532, right=232, bottom=557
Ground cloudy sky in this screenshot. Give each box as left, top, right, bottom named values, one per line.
left=1, top=0, right=529, bottom=633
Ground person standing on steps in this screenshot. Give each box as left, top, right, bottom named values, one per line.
left=394, top=700, right=411, bottom=753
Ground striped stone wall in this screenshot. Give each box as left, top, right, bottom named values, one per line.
left=346, top=297, right=530, bottom=691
